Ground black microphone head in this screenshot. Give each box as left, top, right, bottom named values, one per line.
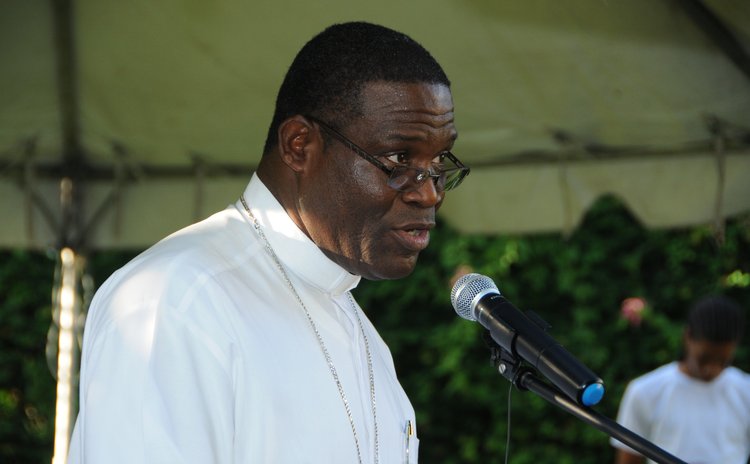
left=450, top=273, right=499, bottom=321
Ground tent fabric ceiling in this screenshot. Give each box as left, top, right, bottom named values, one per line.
left=1, top=0, right=749, bottom=249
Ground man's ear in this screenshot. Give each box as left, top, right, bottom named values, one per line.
left=277, top=116, right=320, bottom=172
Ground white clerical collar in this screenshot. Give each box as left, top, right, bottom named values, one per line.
left=237, top=173, right=360, bottom=296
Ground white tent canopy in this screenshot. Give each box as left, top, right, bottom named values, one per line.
left=2, top=0, right=750, bottom=250
left=3, top=3, right=749, bottom=461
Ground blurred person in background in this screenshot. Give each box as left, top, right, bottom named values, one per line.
left=611, top=295, right=750, bottom=464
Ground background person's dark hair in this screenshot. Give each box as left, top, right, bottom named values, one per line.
left=686, top=295, right=745, bottom=343
left=262, top=21, right=451, bottom=155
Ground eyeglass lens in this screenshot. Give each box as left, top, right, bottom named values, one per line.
left=387, top=165, right=466, bottom=192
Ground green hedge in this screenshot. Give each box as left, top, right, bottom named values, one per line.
left=0, top=249, right=56, bottom=463
left=1, top=195, right=748, bottom=463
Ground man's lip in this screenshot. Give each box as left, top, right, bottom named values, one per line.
left=391, top=222, right=435, bottom=251
left=395, top=221, right=435, bottom=232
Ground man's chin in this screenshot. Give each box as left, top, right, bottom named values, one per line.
left=361, top=255, right=419, bottom=281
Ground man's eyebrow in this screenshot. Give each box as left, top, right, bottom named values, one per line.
left=385, top=133, right=427, bottom=142
left=383, top=131, right=458, bottom=143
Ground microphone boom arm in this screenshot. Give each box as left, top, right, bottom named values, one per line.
left=486, top=338, right=687, bottom=464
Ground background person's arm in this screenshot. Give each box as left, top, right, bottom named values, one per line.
left=615, top=448, right=646, bottom=464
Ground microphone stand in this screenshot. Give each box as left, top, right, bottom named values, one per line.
left=486, top=338, right=687, bottom=464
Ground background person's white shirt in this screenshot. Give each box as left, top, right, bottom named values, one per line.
left=611, top=361, right=750, bottom=464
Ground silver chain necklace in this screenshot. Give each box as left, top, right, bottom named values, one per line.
left=240, top=195, right=379, bottom=464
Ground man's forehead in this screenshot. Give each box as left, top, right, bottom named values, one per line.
left=358, top=81, right=454, bottom=116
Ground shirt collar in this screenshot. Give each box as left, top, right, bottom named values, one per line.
left=237, top=173, right=361, bottom=296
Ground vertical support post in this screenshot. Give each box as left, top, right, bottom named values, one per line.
left=51, top=0, right=86, bottom=460
left=705, top=115, right=726, bottom=245
left=51, top=247, right=81, bottom=464
left=712, top=134, right=726, bottom=245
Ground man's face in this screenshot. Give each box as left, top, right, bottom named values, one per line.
left=681, top=333, right=737, bottom=382
left=297, top=81, right=457, bottom=280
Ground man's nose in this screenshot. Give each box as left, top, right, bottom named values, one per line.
left=403, top=177, right=443, bottom=208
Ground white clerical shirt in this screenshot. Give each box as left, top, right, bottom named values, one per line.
left=68, top=173, right=419, bottom=463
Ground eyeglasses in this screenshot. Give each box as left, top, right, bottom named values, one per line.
left=307, top=116, right=470, bottom=192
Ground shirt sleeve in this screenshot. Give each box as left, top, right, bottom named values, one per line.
left=68, top=275, right=238, bottom=463
left=610, top=379, right=652, bottom=453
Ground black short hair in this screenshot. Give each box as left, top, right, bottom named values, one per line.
left=262, top=21, right=451, bottom=155
left=686, top=295, right=745, bottom=343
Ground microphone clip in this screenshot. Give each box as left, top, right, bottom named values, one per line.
left=483, top=330, right=532, bottom=391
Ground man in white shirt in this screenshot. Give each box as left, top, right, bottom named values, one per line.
left=68, top=21, right=470, bottom=463
left=611, top=295, right=750, bottom=464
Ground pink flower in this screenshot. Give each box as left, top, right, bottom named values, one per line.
left=621, top=297, right=646, bottom=327
left=450, top=265, right=475, bottom=288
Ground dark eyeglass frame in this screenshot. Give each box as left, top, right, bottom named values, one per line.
left=306, top=115, right=470, bottom=192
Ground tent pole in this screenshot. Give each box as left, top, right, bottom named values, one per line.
left=51, top=247, right=82, bottom=464
left=52, top=0, right=81, bottom=152
left=50, top=0, right=86, bottom=458
left=677, top=0, right=750, bottom=82
left=50, top=175, right=86, bottom=464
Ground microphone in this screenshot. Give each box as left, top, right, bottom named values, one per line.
left=451, top=273, right=605, bottom=407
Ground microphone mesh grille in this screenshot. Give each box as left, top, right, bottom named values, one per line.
left=450, top=273, right=498, bottom=321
